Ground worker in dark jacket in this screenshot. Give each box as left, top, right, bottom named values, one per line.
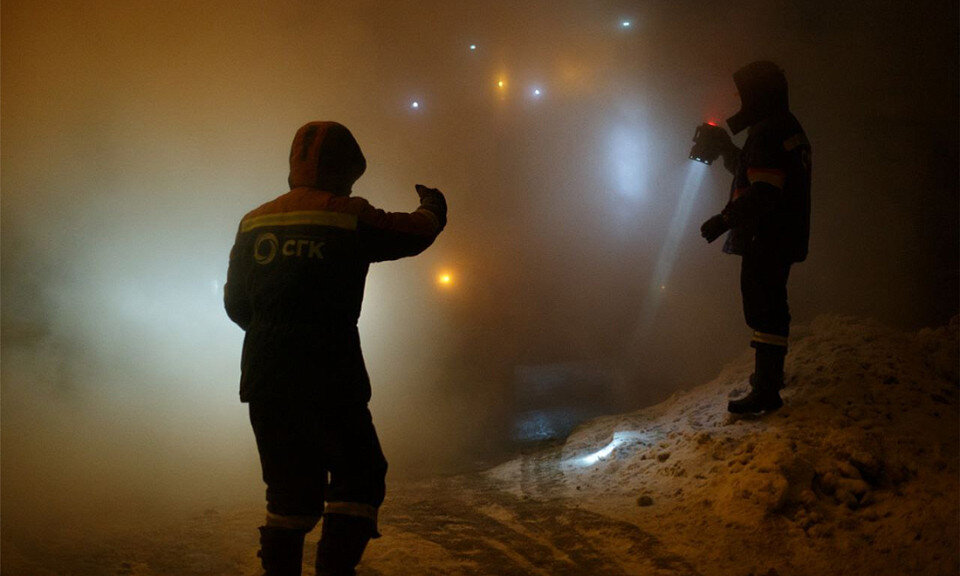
left=699, top=61, right=812, bottom=414
left=225, top=121, right=447, bottom=576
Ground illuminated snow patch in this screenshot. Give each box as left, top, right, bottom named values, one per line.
left=576, top=431, right=649, bottom=467
left=581, top=440, right=618, bottom=465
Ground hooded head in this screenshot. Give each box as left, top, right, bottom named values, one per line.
left=288, top=121, right=366, bottom=195
left=726, top=61, right=789, bottom=135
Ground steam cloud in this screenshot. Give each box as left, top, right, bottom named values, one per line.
left=2, top=0, right=956, bottom=538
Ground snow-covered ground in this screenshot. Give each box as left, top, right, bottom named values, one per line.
left=486, top=315, right=959, bottom=575
left=3, top=315, right=957, bottom=575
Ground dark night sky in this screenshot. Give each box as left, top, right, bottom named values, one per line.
left=2, top=0, right=957, bottom=532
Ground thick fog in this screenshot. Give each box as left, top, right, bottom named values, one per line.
left=2, top=0, right=957, bottom=538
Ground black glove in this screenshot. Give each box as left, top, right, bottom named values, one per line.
left=415, top=184, right=447, bottom=229
left=700, top=214, right=729, bottom=243
left=415, top=183, right=440, bottom=199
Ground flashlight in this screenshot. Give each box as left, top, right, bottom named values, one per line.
left=688, top=122, right=727, bottom=165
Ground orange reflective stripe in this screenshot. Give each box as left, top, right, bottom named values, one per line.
left=746, top=168, right=786, bottom=189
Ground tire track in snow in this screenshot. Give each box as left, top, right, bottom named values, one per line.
left=368, top=477, right=702, bottom=576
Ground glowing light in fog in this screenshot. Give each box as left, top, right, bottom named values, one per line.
left=532, top=87, right=542, bottom=97
left=411, top=101, right=420, bottom=109
left=469, top=44, right=477, bottom=51
left=607, top=124, right=648, bottom=199
left=437, top=272, right=454, bottom=287
left=621, top=20, right=632, bottom=28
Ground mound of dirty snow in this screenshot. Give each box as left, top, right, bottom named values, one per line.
left=488, top=315, right=959, bottom=576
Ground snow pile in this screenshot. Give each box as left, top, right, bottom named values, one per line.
left=489, top=315, right=959, bottom=575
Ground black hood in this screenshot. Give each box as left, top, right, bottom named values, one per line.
left=726, top=61, right=789, bottom=135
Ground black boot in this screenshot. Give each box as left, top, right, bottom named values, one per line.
left=258, top=526, right=306, bottom=576
left=315, top=514, right=373, bottom=576
left=728, top=343, right=785, bottom=414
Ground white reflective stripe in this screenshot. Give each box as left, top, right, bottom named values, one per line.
left=752, top=331, right=789, bottom=347
left=265, top=512, right=320, bottom=530
left=746, top=169, right=785, bottom=189
left=324, top=501, right=379, bottom=522
left=241, top=210, right=358, bottom=233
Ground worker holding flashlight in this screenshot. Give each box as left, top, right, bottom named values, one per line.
left=694, top=61, right=812, bottom=415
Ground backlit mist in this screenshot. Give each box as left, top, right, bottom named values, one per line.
left=2, top=0, right=957, bottom=541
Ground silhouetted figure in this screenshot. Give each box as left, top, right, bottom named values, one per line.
left=698, top=61, right=812, bottom=414
left=224, top=121, right=447, bottom=576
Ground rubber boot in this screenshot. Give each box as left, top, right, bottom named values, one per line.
left=257, top=526, right=306, bottom=576
left=315, top=514, right=373, bottom=576
left=728, top=343, right=785, bottom=414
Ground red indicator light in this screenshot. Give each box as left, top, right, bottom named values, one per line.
left=707, top=121, right=719, bottom=126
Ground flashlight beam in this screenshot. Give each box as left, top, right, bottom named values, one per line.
left=634, top=162, right=708, bottom=332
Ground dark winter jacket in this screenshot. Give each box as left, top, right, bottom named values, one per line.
left=720, top=61, right=811, bottom=262
left=721, top=111, right=811, bottom=263
left=224, top=121, right=447, bottom=403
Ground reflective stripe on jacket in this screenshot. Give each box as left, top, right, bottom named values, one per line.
left=722, top=112, right=811, bottom=262
left=224, top=122, right=446, bottom=403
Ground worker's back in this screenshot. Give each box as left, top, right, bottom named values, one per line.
left=225, top=121, right=447, bottom=404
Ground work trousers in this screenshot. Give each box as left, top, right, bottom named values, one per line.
left=249, top=398, right=387, bottom=531
left=740, top=246, right=793, bottom=339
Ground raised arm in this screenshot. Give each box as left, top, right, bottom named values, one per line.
left=357, top=185, right=447, bottom=262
